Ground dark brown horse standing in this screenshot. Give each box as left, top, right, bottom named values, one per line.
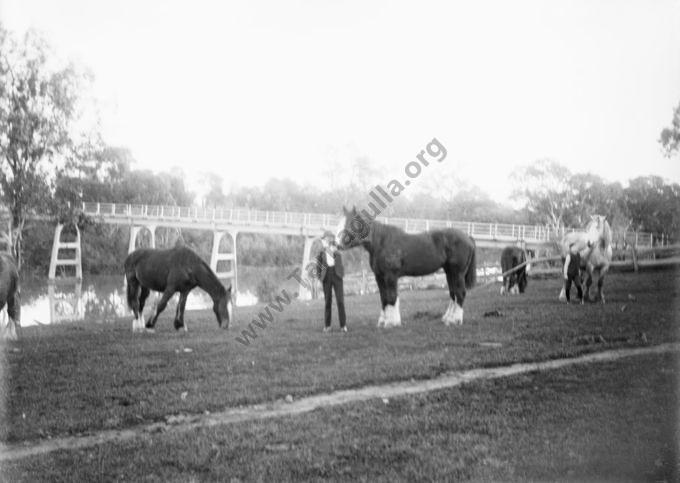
left=335, top=206, right=476, bottom=327
left=125, top=246, right=232, bottom=332
left=0, top=253, right=20, bottom=340
left=500, top=246, right=528, bottom=295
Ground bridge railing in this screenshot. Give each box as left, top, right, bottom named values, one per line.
left=81, top=202, right=659, bottom=246
left=81, top=202, right=562, bottom=242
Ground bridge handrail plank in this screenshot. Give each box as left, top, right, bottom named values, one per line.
left=79, top=202, right=657, bottom=246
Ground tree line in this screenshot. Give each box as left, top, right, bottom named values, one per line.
left=2, top=25, right=679, bottom=275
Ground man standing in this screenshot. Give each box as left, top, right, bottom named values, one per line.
left=316, top=230, right=347, bottom=332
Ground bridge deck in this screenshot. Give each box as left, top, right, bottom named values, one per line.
left=80, top=202, right=563, bottom=246
left=0, top=203, right=658, bottom=248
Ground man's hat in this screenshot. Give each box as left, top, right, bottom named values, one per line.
left=322, top=230, right=335, bottom=240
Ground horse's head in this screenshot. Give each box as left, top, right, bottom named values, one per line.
left=585, top=215, right=608, bottom=249
left=214, top=284, right=233, bottom=329
left=335, top=206, right=373, bottom=249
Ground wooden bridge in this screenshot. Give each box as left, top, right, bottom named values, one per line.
left=81, top=202, right=563, bottom=243
left=1, top=202, right=659, bottom=301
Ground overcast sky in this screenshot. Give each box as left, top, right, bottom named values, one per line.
left=3, top=0, right=679, bottom=204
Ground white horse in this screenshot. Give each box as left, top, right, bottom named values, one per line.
left=559, top=215, right=613, bottom=303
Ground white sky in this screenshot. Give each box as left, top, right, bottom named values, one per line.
left=2, top=0, right=680, bottom=204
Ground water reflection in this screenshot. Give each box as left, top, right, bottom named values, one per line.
left=20, top=276, right=258, bottom=327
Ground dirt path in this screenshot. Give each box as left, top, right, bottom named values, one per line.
left=1, top=343, right=677, bottom=462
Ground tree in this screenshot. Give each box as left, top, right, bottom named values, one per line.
left=511, top=159, right=572, bottom=230
left=623, top=176, right=680, bottom=240
left=566, top=174, right=626, bottom=225
left=0, top=26, right=88, bottom=266
left=659, top=101, right=680, bottom=157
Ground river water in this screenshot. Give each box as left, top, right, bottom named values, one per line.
left=15, top=265, right=305, bottom=327
left=13, top=265, right=503, bottom=327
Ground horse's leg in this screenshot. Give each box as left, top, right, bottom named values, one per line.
left=564, top=278, right=572, bottom=303
left=574, top=272, right=584, bottom=304
left=382, top=275, right=401, bottom=327
left=558, top=256, right=568, bottom=301
left=376, top=278, right=387, bottom=327
left=136, top=287, right=150, bottom=331
left=508, top=270, right=517, bottom=295
left=146, top=289, right=175, bottom=331
left=451, top=273, right=466, bottom=325
left=127, top=277, right=143, bottom=332
left=597, top=267, right=608, bottom=304
left=444, top=266, right=466, bottom=325
left=174, top=291, right=189, bottom=331
left=584, top=267, right=594, bottom=302
left=442, top=267, right=456, bottom=325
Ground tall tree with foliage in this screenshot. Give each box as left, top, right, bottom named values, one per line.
left=0, top=26, right=88, bottom=267
left=511, top=159, right=573, bottom=231
left=659, top=101, right=680, bottom=157
left=623, top=176, right=680, bottom=240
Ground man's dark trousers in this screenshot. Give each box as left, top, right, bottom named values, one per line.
left=323, top=265, right=346, bottom=328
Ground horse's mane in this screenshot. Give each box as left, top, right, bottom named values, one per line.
left=196, top=256, right=227, bottom=296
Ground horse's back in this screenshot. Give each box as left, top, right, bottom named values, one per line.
left=125, top=246, right=206, bottom=290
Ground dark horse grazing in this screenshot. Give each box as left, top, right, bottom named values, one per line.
left=335, top=206, right=476, bottom=327
left=0, top=253, right=20, bottom=340
left=500, top=246, right=528, bottom=295
left=125, top=246, right=232, bottom=332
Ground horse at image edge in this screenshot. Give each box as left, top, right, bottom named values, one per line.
left=0, top=252, right=21, bottom=340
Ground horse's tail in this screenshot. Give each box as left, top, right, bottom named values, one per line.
left=125, top=274, right=137, bottom=310
left=465, top=237, right=476, bottom=289
left=123, top=252, right=139, bottom=310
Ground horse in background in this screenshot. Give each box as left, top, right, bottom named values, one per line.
left=500, top=246, right=529, bottom=295
left=559, top=215, right=612, bottom=303
left=0, top=253, right=20, bottom=340
left=124, top=246, right=232, bottom=332
left=335, top=206, right=476, bottom=327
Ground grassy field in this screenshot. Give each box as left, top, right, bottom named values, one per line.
left=2, top=352, right=677, bottom=481
left=1, top=267, right=678, bottom=480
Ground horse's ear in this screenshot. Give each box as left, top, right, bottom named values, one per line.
left=342, top=206, right=349, bottom=216
left=351, top=205, right=357, bottom=215
left=225, top=283, right=232, bottom=293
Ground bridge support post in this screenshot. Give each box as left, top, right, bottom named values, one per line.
left=210, top=230, right=238, bottom=296
left=49, top=224, right=82, bottom=280
left=128, top=225, right=156, bottom=253
left=298, top=236, right=317, bottom=301
left=48, top=279, right=84, bottom=324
